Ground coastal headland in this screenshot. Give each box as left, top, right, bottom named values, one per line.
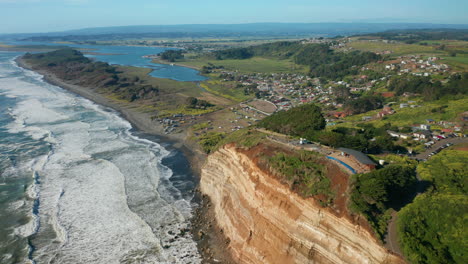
left=14, top=32, right=468, bottom=263
left=15, top=54, right=235, bottom=263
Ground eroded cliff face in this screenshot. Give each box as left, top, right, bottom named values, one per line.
left=200, top=144, right=405, bottom=264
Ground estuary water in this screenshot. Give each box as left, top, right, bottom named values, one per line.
left=7, top=41, right=207, bottom=82
left=0, top=51, right=201, bottom=263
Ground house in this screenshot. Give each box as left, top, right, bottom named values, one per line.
left=381, top=92, right=395, bottom=98
left=387, top=130, right=410, bottom=140
left=400, top=103, right=409, bottom=108
left=376, top=106, right=395, bottom=118
left=333, top=112, right=348, bottom=118
left=420, top=124, right=431, bottom=130
left=413, top=130, right=432, bottom=139
left=426, top=119, right=436, bottom=124
left=362, top=116, right=372, bottom=121
left=441, top=128, right=453, bottom=133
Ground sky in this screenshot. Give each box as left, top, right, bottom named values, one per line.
left=0, top=0, right=467, bottom=34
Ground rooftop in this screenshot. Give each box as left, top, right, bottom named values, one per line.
left=338, top=148, right=377, bottom=166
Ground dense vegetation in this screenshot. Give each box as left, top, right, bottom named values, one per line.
left=344, top=95, right=384, bottom=114
left=361, top=29, right=468, bottom=43
left=398, top=194, right=467, bottom=264
left=387, top=73, right=468, bottom=101
left=158, top=49, right=184, bottom=62
left=417, top=150, right=468, bottom=195
left=258, top=104, right=404, bottom=154
left=258, top=104, right=326, bottom=139
left=214, top=42, right=381, bottom=80
left=268, top=151, right=333, bottom=206
left=197, top=132, right=226, bottom=153
left=23, top=49, right=159, bottom=102
left=397, top=150, right=468, bottom=264
left=300, top=48, right=381, bottom=80
left=315, top=125, right=405, bottom=154
left=185, top=97, right=214, bottom=109
left=350, top=164, right=418, bottom=239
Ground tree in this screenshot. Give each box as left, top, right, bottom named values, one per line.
left=258, top=104, right=326, bottom=139
left=398, top=194, right=468, bottom=264
left=350, top=165, right=417, bottom=239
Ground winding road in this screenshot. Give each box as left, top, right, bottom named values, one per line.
left=384, top=136, right=467, bottom=257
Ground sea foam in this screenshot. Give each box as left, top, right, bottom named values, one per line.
left=0, top=53, right=201, bottom=263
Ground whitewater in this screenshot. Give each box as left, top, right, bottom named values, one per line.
left=0, top=51, right=201, bottom=263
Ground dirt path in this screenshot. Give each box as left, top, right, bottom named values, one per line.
left=385, top=212, right=404, bottom=257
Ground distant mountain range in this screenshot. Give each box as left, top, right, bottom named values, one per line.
left=2, top=22, right=468, bottom=40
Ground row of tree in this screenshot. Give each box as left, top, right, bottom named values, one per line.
left=387, top=73, right=468, bottom=101
left=350, top=164, right=418, bottom=239
left=158, top=49, right=184, bottom=62
left=212, top=42, right=381, bottom=80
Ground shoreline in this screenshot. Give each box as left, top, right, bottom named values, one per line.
left=15, top=56, right=234, bottom=264
left=151, top=58, right=202, bottom=71
left=16, top=56, right=203, bottom=166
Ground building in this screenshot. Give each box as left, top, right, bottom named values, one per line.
left=420, top=124, right=431, bottom=130
left=413, top=130, right=432, bottom=139
left=338, top=148, right=377, bottom=171
left=333, top=112, right=348, bottom=118
left=387, top=130, right=410, bottom=140
left=376, top=106, right=395, bottom=118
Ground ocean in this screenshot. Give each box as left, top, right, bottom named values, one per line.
left=0, top=51, right=201, bottom=263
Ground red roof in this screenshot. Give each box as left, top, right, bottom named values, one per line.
left=381, top=92, right=395, bottom=98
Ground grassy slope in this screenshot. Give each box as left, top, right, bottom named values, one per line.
left=348, top=41, right=437, bottom=56
left=337, top=97, right=468, bottom=129
left=118, top=66, right=201, bottom=97
left=348, top=39, right=468, bottom=71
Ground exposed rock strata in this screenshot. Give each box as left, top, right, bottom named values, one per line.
left=200, top=144, right=405, bottom=264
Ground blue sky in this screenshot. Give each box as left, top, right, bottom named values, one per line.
left=1, top=0, right=467, bottom=33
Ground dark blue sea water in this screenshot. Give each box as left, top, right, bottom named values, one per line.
left=0, top=51, right=201, bottom=263
left=7, top=41, right=207, bottom=82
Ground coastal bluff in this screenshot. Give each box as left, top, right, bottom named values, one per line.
left=200, top=144, right=405, bottom=264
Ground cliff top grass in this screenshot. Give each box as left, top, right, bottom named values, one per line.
left=266, top=150, right=333, bottom=206
left=198, top=128, right=336, bottom=206
left=196, top=128, right=267, bottom=154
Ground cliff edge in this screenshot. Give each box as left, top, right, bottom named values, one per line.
left=200, top=144, right=405, bottom=264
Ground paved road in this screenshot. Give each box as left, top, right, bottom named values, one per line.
left=384, top=137, right=467, bottom=256
left=413, top=137, right=468, bottom=160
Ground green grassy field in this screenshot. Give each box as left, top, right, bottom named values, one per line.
left=118, top=66, right=201, bottom=97
left=338, top=96, right=468, bottom=129
left=200, top=79, right=253, bottom=102
left=440, top=54, right=468, bottom=71
left=348, top=41, right=438, bottom=56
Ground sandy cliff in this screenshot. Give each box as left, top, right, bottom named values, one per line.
left=200, top=144, right=405, bottom=264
